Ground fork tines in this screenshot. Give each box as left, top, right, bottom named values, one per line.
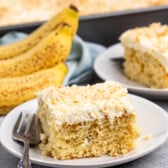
left=12, top=112, right=40, bottom=145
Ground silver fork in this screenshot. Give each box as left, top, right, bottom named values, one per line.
left=12, top=112, right=41, bottom=168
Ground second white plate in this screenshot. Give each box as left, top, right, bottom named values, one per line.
left=94, top=43, right=168, bottom=100
left=1, top=95, right=168, bottom=167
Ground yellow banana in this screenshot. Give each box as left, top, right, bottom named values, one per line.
left=0, top=107, right=13, bottom=115
left=0, top=62, right=68, bottom=115
left=0, top=24, right=73, bottom=78
left=0, top=5, right=78, bottom=60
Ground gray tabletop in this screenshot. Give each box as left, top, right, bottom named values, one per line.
left=0, top=100, right=168, bottom=168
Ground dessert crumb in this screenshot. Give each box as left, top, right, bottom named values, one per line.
left=143, top=135, right=152, bottom=141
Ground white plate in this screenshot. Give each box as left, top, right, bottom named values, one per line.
left=1, top=95, right=168, bottom=168
left=94, top=43, right=168, bottom=100
left=0, top=116, right=5, bottom=125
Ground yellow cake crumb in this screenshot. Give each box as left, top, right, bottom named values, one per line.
left=143, top=135, right=152, bottom=141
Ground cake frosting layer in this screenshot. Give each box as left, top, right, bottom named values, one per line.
left=120, top=23, right=168, bottom=72
left=37, top=82, right=135, bottom=130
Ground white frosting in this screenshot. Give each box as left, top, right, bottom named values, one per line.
left=120, top=23, right=168, bottom=72
left=37, top=82, right=135, bottom=130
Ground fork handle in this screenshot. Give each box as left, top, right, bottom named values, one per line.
left=17, top=139, right=32, bottom=168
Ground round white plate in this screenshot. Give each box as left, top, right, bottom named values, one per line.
left=94, top=43, right=168, bottom=100
left=1, top=95, right=168, bottom=168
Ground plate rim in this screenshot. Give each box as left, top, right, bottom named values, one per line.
left=94, top=43, right=168, bottom=94
left=1, top=95, right=168, bottom=168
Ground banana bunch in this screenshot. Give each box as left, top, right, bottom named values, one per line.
left=0, top=5, right=79, bottom=115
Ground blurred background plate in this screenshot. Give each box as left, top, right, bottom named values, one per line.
left=94, top=43, right=168, bottom=100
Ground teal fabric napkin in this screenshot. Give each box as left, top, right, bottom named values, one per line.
left=0, top=32, right=105, bottom=85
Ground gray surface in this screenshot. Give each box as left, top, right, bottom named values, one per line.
left=0, top=100, right=168, bottom=168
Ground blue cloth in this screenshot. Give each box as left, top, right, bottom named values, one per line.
left=0, top=32, right=105, bottom=85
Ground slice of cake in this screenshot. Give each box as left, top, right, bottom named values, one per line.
left=120, top=23, right=168, bottom=88
left=37, top=82, right=139, bottom=160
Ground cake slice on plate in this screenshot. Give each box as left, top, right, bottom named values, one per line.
left=120, top=23, right=168, bottom=88
left=37, top=82, right=139, bottom=160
